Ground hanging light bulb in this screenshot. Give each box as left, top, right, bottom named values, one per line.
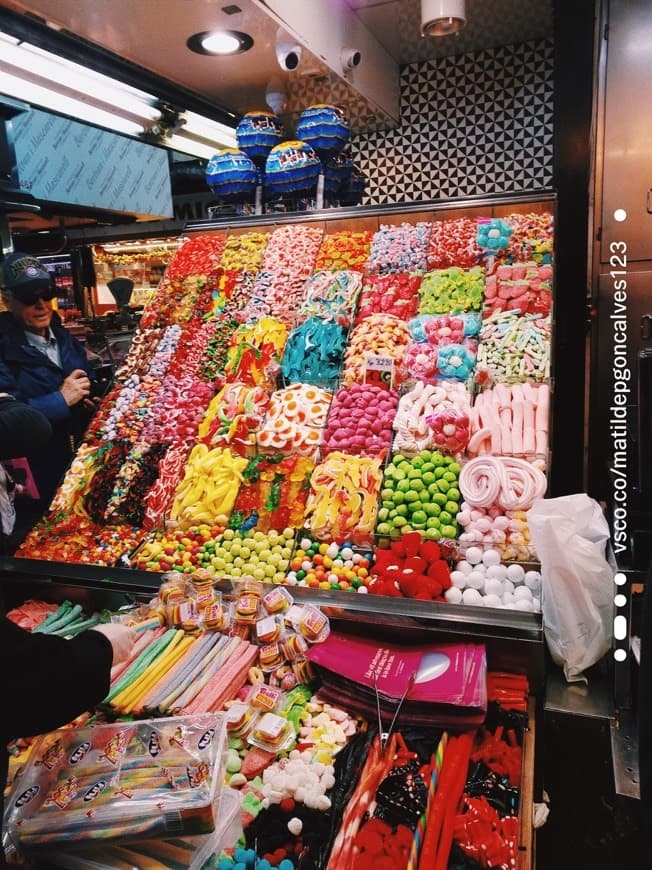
left=421, top=0, right=467, bottom=37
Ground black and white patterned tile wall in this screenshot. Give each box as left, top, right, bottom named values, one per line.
left=351, top=39, right=554, bottom=204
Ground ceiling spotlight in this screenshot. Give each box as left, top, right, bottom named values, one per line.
left=187, top=29, right=253, bottom=55
left=421, top=0, right=466, bottom=37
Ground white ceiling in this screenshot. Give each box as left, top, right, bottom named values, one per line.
left=1, top=0, right=553, bottom=130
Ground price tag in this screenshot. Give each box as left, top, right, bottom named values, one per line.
left=364, top=354, right=394, bottom=390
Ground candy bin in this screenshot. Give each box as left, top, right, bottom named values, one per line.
left=221, top=230, right=270, bottom=273
left=169, top=444, right=249, bottom=530
left=483, top=262, right=553, bottom=316
left=392, top=379, right=472, bottom=455
left=299, top=270, right=363, bottom=326
left=476, top=311, right=551, bottom=384
left=236, top=269, right=307, bottom=328
left=447, top=546, right=541, bottom=611
left=16, top=516, right=143, bottom=566
left=197, top=315, right=239, bottom=385
left=208, top=527, right=295, bottom=582
left=477, top=217, right=513, bottom=253
left=375, top=450, right=462, bottom=541
left=355, top=273, right=422, bottom=324
left=286, top=536, right=373, bottom=591
left=140, top=375, right=215, bottom=445
left=262, top=224, right=323, bottom=275
left=367, top=531, right=452, bottom=600
left=224, top=317, right=288, bottom=389
left=142, top=443, right=192, bottom=531
left=304, top=452, right=383, bottom=546
left=280, top=317, right=347, bottom=389
left=427, top=217, right=483, bottom=268
left=418, top=266, right=486, bottom=314
left=456, top=455, right=547, bottom=561
left=314, top=230, right=373, bottom=272
left=342, top=313, right=411, bottom=388
left=256, top=383, right=331, bottom=456
left=469, top=382, right=550, bottom=460
left=198, top=382, right=271, bottom=456
left=504, top=211, right=554, bottom=264
left=133, top=523, right=227, bottom=573
left=365, top=221, right=431, bottom=274
left=231, top=454, right=315, bottom=533
left=321, top=383, right=398, bottom=459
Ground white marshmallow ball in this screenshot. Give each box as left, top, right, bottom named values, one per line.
left=506, top=564, right=525, bottom=584
left=482, top=549, right=501, bottom=567
left=484, top=578, right=504, bottom=597
left=524, top=571, right=541, bottom=591
left=514, top=586, right=533, bottom=602
left=457, top=560, right=474, bottom=575
left=502, top=591, right=515, bottom=607
left=503, top=579, right=515, bottom=596
left=462, top=588, right=483, bottom=606
left=450, top=570, right=467, bottom=589
left=514, top=598, right=534, bottom=612
left=445, top=587, right=463, bottom=605
left=466, top=571, right=486, bottom=591
left=487, top=564, right=508, bottom=580
left=465, top=546, right=483, bottom=566
left=483, top=594, right=503, bottom=609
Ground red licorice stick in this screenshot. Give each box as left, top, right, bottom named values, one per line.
left=433, top=731, right=474, bottom=870
left=418, top=734, right=466, bottom=870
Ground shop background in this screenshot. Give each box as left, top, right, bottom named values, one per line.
left=351, top=38, right=553, bottom=203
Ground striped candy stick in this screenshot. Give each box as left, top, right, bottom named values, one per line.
left=407, top=731, right=448, bottom=870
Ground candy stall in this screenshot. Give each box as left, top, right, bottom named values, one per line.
left=1, top=191, right=554, bottom=868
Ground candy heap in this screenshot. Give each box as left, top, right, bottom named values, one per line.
left=17, top=210, right=553, bottom=608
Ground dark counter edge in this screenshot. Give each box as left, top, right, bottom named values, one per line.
left=183, top=190, right=557, bottom=234
left=0, top=556, right=542, bottom=644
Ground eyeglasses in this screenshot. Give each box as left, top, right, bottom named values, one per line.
left=15, top=287, right=57, bottom=306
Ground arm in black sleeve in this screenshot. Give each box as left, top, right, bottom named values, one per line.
left=0, top=396, right=52, bottom=459
left=0, top=617, right=113, bottom=743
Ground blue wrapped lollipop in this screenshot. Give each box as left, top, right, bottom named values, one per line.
left=296, top=104, right=350, bottom=159
left=339, top=164, right=367, bottom=206
left=323, top=150, right=354, bottom=199
left=264, top=140, right=322, bottom=198
left=236, top=111, right=284, bottom=166
left=205, top=148, right=258, bottom=202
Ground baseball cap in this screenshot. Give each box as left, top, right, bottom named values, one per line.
left=1, top=252, right=54, bottom=301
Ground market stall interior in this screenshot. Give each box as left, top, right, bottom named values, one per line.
left=0, top=1, right=641, bottom=869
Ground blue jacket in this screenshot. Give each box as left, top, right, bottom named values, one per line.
left=0, top=311, right=95, bottom=504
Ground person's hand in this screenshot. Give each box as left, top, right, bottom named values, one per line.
left=60, top=369, right=91, bottom=407
left=90, top=623, right=135, bottom=665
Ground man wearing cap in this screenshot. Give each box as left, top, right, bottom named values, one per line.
left=0, top=251, right=97, bottom=529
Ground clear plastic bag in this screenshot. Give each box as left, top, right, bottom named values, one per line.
left=527, top=494, right=615, bottom=682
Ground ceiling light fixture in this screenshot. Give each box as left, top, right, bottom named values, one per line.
left=421, top=0, right=467, bottom=37
left=0, top=32, right=161, bottom=123
left=187, top=30, right=253, bottom=56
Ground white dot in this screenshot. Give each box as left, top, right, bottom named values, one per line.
left=614, top=614, right=627, bottom=640
left=614, top=572, right=627, bottom=586
left=614, top=594, right=627, bottom=608
left=614, top=648, right=627, bottom=662
left=613, top=208, right=627, bottom=222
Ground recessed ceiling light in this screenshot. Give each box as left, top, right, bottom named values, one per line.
left=187, top=30, right=253, bottom=56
